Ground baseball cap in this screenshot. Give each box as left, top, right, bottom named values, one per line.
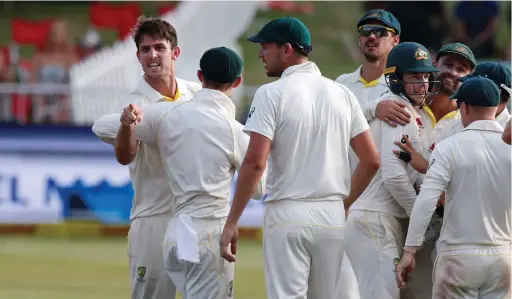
left=247, top=17, right=312, bottom=54
left=449, top=76, right=500, bottom=107
left=459, top=62, right=511, bottom=94
left=436, top=43, right=476, bottom=69
left=357, top=9, right=401, bottom=36
left=199, top=47, right=242, bottom=83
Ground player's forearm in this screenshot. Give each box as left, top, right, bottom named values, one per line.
left=405, top=187, right=443, bottom=247
left=92, top=114, right=122, bottom=144
left=114, top=124, right=139, bottom=165
left=345, top=161, right=379, bottom=208
left=226, top=161, right=266, bottom=226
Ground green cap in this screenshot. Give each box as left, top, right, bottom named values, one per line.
left=459, top=62, right=511, bottom=91
left=357, top=9, right=401, bottom=35
left=449, top=76, right=500, bottom=107
left=247, top=17, right=312, bottom=54
left=436, top=43, right=476, bottom=69
left=385, top=42, right=439, bottom=74
left=199, top=47, right=242, bottom=83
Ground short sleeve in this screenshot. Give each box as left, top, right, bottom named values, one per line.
left=348, top=89, right=370, bottom=138
left=243, top=87, right=277, bottom=141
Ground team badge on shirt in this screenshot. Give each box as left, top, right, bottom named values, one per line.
left=137, top=266, right=146, bottom=283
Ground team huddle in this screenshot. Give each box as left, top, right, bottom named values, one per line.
left=92, top=9, right=511, bottom=299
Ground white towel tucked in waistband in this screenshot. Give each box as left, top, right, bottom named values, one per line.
left=176, top=213, right=200, bottom=263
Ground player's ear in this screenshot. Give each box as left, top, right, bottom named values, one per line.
left=283, top=43, right=293, bottom=57
left=172, top=46, right=181, bottom=60
left=392, top=34, right=399, bottom=46
left=136, top=51, right=141, bottom=63
left=433, top=60, right=438, bottom=67
left=197, top=70, right=204, bottom=84
left=233, top=76, right=242, bottom=88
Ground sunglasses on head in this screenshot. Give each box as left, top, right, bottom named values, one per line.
left=358, top=25, right=395, bottom=38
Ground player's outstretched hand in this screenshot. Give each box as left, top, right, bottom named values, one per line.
left=376, top=99, right=411, bottom=127
left=219, top=223, right=238, bottom=263
left=120, top=103, right=143, bottom=127
left=393, top=134, right=428, bottom=174
left=395, top=251, right=416, bottom=289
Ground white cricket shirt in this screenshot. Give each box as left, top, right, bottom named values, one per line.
left=336, top=65, right=390, bottom=173
left=405, top=120, right=511, bottom=247
left=335, top=65, right=390, bottom=121
left=416, top=106, right=460, bottom=157
left=349, top=94, right=425, bottom=218
left=244, top=62, right=369, bottom=203
left=434, top=107, right=511, bottom=146
left=91, top=75, right=201, bottom=220
left=133, top=88, right=266, bottom=219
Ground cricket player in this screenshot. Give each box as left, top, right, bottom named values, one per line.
left=91, top=16, right=200, bottom=299
left=219, top=17, right=381, bottom=299
left=436, top=62, right=512, bottom=140
left=334, top=9, right=401, bottom=298
left=395, top=76, right=511, bottom=299
left=118, top=46, right=265, bottom=299
left=390, top=43, right=476, bottom=299
left=344, top=42, right=440, bottom=299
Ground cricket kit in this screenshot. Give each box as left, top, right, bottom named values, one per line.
left=133, top=47, right=265, bottom=299
left=335, top=66, right=389, bottom=299
left=91, top=75, right=201, bottom=299
left=404, top=106, right=460, bottom=298
left=132, top=88, right=266, bottom=299
left=345, top=94, right=425, bottom=299
left=405, top=120, right=511, bottom=299
left=409, top=60, right=512, bottom=298
left=244, top=61, right=370, bottom=299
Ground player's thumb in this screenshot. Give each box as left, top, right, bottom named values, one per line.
left=129, top=103, right=135, bottom=111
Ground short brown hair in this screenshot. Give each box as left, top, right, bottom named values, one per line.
left=131, top=15, right=178, bottom=50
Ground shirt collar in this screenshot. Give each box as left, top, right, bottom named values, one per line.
left=136, top=75, right=189, bottom=103
left=347, top=65, right=387, bottom=86
left=463, top=120, right=504, bottom=133
left=281, top=61, right=321, bottom=78
left=193, top=88, right=236, bottom=119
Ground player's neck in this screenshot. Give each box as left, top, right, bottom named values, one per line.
left=144, top=74, right=177, bottom=98
left=360, top=59, right=385, bottom=83
left=429, top=93, right=457, bottom=121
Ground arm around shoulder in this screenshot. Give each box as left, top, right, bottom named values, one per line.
left=92, top=113, right=123, bottom=145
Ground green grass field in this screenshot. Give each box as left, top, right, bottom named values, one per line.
left=0, top=236, right=265, bottom=299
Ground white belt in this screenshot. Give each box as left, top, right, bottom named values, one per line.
left=176, top=214, right=200, bottom=263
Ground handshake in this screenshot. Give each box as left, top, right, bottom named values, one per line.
left=120, top=103, right=143, bottom=127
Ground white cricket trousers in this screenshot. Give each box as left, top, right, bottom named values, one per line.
left=128, top=213, right=176, bottom=299
left=345, top=210, right=407, bottom=299
left=403, top=213, right=443, bottom=299
left=163, top=216, right=234, bottom=299
left=263, top=199, right=345, bottom=299
left=432, top=244, right=511, bottom=299
left=335, top=253, right=361, bottom=299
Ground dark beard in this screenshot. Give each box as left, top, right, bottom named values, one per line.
left=364, top=52, right=378, bottom=63
left=439, top=74, right=459, bottom=95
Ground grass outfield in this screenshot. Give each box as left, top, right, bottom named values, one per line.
left=0, top=236, right=265, bottom=299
